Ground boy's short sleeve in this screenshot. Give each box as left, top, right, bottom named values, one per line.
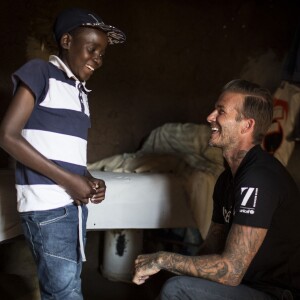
left=12, top=59, right=49, bottom=104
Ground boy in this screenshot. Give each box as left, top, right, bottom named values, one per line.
left=0, top=7, right=125, bottom=300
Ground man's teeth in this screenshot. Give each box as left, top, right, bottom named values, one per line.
left=86, top=65, right=94, bottom=71
left=212, top=127, right=219, bottom=132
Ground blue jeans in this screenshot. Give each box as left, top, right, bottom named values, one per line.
left=158, top=276, right=278, bottom=300
left=20, top=204, right=88, bottom=300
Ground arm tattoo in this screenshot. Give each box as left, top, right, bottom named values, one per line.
left=222, top=224, right=267, bottom=284
left=157, top=224, right=267, bottom=286
left=198, top=222, right=227, bottom=255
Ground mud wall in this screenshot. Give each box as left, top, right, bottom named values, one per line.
left=0, top=0, right=298, bottom=165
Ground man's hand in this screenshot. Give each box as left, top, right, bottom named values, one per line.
left=132, top=253, right=161, bottom=285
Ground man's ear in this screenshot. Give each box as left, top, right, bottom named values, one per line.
left=242, top=118, right=255, bottom=133
left=60, top=33, right=72, bottom=50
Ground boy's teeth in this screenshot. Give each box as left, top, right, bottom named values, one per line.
left=86, top=65, right=94, bottom=71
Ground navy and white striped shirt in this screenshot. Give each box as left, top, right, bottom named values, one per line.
left=13, top=55, right=91, bottom=212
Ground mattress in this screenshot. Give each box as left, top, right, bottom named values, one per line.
left=87, top=171, right=196, bottom=229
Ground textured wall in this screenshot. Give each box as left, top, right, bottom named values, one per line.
left=0, top=0, right=299, bottom=166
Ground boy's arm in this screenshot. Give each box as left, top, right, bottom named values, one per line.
left=0, top=84, right=99, bottom=203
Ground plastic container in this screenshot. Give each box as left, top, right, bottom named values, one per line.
left=101, top=229, right=143, bottom=282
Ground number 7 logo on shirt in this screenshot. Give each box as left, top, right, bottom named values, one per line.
left=241, top=187, right=258, bottom=207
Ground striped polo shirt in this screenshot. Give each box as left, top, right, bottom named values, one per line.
left=13, top=55, right=91, bottom=212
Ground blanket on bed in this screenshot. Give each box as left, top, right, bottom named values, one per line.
left=88, top=123, right=224, bottom=238
left=88, top=123, right=223, bottom=174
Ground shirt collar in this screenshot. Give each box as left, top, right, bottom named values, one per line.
left=49, top=55, right=91, bottom=93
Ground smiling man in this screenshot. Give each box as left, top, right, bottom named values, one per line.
left=133, top=79, right=300, bottom=300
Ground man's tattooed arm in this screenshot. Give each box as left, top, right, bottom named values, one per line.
left=197, top=222, right=228, bottom=255
left=133, top=224, right=267, bottom=286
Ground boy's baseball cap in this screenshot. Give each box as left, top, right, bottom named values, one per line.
left=53, top=8, right=126, bottom=45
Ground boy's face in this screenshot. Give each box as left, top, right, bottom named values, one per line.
left=62, top=27, right=109, bottom=82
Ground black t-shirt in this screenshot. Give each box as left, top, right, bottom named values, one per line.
left=213, top=145, right=300, bottom=298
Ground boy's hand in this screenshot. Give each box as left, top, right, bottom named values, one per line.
left=88, top=178, right=106, bottom=204
left=64, top=174, right=106, bottom=205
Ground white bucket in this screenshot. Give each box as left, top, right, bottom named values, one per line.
left=101, top=229, right=143, bottom=282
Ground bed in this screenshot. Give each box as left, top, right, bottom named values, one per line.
left=0, top=169, right=196, bottom=242
left=87, top=123, right=226, bottom=238
left=87, top=171, right=196, bottom=229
